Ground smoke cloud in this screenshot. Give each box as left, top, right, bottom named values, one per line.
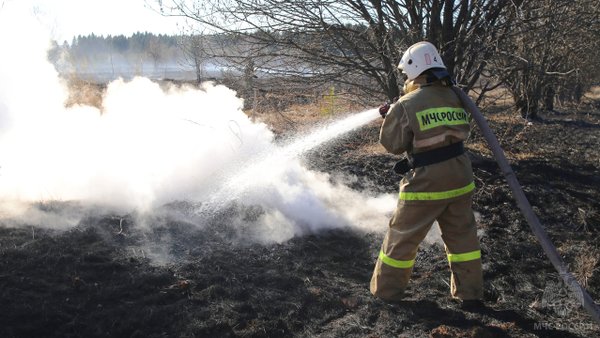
left=0, top=2, right=396, bottom=243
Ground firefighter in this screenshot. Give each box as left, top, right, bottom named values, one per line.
left=371, top=41, right=483, bottom=306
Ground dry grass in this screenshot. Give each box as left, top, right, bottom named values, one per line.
left=248, top=90, right=372, bottom=136
left=357, top=139, right=387, bottom=155
left=249, top=101, right=323, bottom=135
left=558, top=240, right=600, bottom=289
left=351, top=119, right=388, bottom=155
left=469, top=142, right=540, bottom=162
left=476, top=86, right=515, bottom=108
left=64, top=77, right=105, bottom=110
left=466, top=142, right=493, bottom=157
left=573, top=243, right=600, bottom=288
left=583, top=86, right=600, bottom=102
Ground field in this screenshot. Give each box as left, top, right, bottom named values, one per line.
left=1, top=83, right=599, bottom=337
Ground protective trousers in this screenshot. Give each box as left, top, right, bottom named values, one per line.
left=370, top=196, right=483, bottom=301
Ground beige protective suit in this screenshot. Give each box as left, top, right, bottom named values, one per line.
left=370, top=76, right=483, bottom=301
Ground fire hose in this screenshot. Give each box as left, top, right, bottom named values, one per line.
left=451, top=86, right=600, bottom=324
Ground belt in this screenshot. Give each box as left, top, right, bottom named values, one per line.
left=393, top=142, right=465, bottom=175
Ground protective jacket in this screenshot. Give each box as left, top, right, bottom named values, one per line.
left=370, top=76, right=483, bottom=302
left=380, top=77, right=474, bottom=204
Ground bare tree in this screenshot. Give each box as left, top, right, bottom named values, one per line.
left=489, top=0, right=600, bottom=118
left=147, top=35, right=165, bottom=70
left=180, top=33, right=208, bottom=84
left=156, top=0, right=516, bottom=102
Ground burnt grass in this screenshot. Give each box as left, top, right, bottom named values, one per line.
left=1, top=105, right=600, bottom=337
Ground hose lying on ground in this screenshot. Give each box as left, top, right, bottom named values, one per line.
left=452, top=86, right=600, bottom=325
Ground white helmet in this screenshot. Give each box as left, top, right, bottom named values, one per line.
left=398, top=41, right=446, bottom=80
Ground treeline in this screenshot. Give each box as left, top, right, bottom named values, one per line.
left=47, top=32, right=241, bottom=84
left=49, top=32, right=184, bottom=68
left=71, top=32, right=179, bottom=58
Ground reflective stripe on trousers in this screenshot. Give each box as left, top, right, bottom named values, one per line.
left=380, top=249, right=481, bottom=269
left=379, top=250, right=415, bottom=268
left=399, top=182, right=475, bottom=201
left=447, top=250, right=481, bottom=263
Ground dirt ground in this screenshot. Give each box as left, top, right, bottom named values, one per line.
left=1, top=90, right=599, bottom=337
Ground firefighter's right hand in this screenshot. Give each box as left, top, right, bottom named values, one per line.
left=379, top=103, right=390, bottom=118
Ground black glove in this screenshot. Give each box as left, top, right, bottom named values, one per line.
left=392, top=158, right=413, bottom=175
left=379, top=103, right=390, bottom=118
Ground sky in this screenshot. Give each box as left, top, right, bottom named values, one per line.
left=6, top=0, right=187, bottom=43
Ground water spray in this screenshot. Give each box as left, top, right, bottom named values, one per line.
left=193, top=108, right=381, bottom=215
left=452, top=86, right=600, bottom=324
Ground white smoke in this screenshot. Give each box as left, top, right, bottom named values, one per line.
left=0, top=2, right=396, bottom=242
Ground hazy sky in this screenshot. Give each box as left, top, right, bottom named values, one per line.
left=10, top=0, right=186, bottom=42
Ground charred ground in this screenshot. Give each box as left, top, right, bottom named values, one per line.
left=1, top=96, right=599, bottom=337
